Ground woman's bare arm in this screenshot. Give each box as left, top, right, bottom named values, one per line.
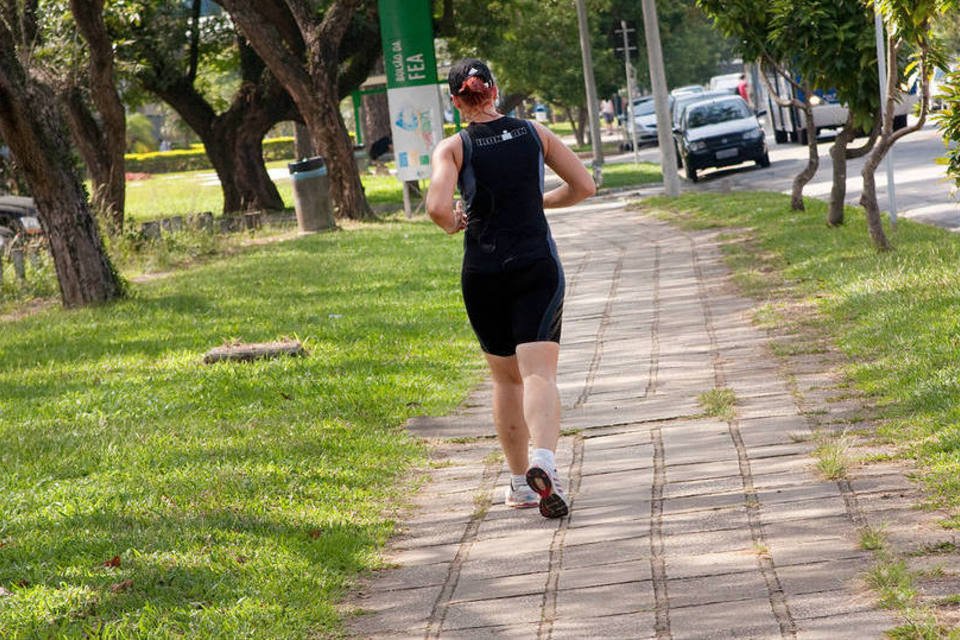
left=533, top=121, right=596, bottom=208
left=426, top=135, right=467, bottom=234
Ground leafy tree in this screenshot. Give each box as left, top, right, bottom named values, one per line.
left=115, top=1, right=295, bottom=214
left=0, top=2, right=124, bottom=307
left=697, top=0, right=819, bottom=211
left=769, top=0, right=882, bottom=226
left=25, top=0, right=127, bottom=230
left=606, top=0, right=737, bottom=91
left=938, top=69, right=960, bottom=185
left=859, top=0, right=955, bottom=251
left=441, top=0, right=619, bottom=146
left=217, top=0, right=381, bottom=221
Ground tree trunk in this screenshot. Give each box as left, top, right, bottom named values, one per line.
left=790, top=102, right=819, bottom=211
left=859, top=138, right=892, bottom=251
left=361, top=57, right=390, bottom=151
left=498, top=92, right=527, bottom=116
left=234, top=125, right=284, bottom=211
left=294, top=122, right=315, bottom=159
left=577, top=107, right=589, bottom=147
left=0, top=46, right=123, bottom=307
left=219, top=0, right=374, bottom=220
left=69, top=0, right=126, bottom=232
left=827, top=116, right=857, bottom=226
left=304, top=71, right=373, bottom=220
left=566, top=108, right=583, bottom=147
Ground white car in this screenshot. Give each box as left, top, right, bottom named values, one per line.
left=623, top=96, right=664, bottom=146
left=0, top=195, right=42, bottom=237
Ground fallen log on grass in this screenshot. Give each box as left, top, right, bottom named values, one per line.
left=203, top=340, right=305, bottom=364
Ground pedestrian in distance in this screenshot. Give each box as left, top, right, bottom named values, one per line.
left=601, top=98, right=616, bottom=135
left=737, top=73, right=753, bottom=108
left=426, top=59, right=596, bottom=518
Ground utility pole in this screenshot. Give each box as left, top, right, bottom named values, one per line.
left=874, top=3, right=898, bottom=226
left=640, top=0, right=680, bottom=196
left=616, top=20, right=639, bottom=164
left=575, top=0, right=604, bottom=187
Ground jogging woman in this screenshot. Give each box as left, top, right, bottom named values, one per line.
left=426, top=59, right=595, bottom=518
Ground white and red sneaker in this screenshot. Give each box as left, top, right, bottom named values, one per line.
left=525, top=462, right=569, bottom=518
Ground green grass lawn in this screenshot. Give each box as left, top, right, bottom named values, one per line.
left=123, top=161, right=405, bottom=223
left=600, top=162, right=662, bottom=190
left=0, top=219, right=483, bottom=638
left=640, top=192, right=960, bottom=521
left=123, top=156, right=660, bottom=224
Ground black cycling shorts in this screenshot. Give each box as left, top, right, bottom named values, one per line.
left=461, top=256, right=564, bottom=357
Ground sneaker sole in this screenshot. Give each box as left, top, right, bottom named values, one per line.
left=525, top=466, right=569, bottom=518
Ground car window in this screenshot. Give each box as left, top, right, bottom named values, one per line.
left=686, top=100, right=751, bottom=128
left=633, top=100, right=655, bottom=116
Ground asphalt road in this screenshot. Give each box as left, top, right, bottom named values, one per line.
left=613, top=118, right=960, bottom=232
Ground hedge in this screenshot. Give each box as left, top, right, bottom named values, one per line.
left=125, top=137, right=296, bottom=174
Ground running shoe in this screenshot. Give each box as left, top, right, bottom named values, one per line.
left=504, top=478, right=539, bottom=508
left=525, top=463, right=570, bottom=518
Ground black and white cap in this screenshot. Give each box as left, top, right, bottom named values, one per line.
left=448, top=59, right=494, bottom=96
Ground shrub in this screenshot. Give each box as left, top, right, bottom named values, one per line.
left=124, top=137, right=296, bottom=174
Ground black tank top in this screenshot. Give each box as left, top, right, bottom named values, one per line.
left=457, top=116, right=551, bottom=273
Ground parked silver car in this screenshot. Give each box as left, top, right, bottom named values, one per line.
left=0, top=195, right=42, bottom=238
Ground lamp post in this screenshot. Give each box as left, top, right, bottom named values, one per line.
left=874, top=3, right=898, bottom=225
left=640, top=0, right=679, bottom=196
left=575, top=0, right=604, bottom=187
left=618, top=20, right=640, bottom=164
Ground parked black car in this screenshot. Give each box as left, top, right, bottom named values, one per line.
left=669, top=90, right=738, bottom=169
left=676, top=95, right=770, bottom=182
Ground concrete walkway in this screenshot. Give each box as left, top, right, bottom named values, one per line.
left=344, top=197, right=939, bottom=639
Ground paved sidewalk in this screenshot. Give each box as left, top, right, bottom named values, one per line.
left=346, top=198, right=907, bottom=639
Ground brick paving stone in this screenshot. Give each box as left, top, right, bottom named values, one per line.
left=457, top=553, right=551, bottom=582
left=442, top=594, right=545, bottom=630
left=348, top=584, right=444, bottom=636
left=661, top=506, right=751, bottom=535
left=663, top=475, right=745, bottom=499
left=768, top=537, right=871, bottom=567
left=665, top=549, right=760, bottom=579
left=433, top=625, right=542, bottom=640
left=666, top=570, right=770, bottom=608
left=661, top=491, right=750, bottom=515
left=550, top=612, right=656, bottom=639
left=562, top=520, right=648, bottom=548
left=662, top=527, right=755, bottom=557
left=668, top=598, right=782, bottom=639
left=558, top=559, right=652, bottom=590
left=360, top=562, right=452, bottom=593
left=450, top=571, right=549, bottom=603
left=553, top=581, right=655, bottom=618
left=793, top=610, right=896, bottom=640
left=561, top=537, right=650, bottom=570
left=567, top=505, right=649, bottom=528
left=786, top=588, right=878, bottom=619
left=774, top=559, right=872, bottom=596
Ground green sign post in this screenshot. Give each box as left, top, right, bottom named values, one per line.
left=377, top=0, right=444, bottom=182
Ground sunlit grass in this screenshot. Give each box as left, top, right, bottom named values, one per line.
left=123, top=161, right=406, bottom=223
left=0, top=218, right=484, bottom=638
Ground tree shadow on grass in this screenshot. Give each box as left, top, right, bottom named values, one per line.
left=1, top=504, right=383, bottom=637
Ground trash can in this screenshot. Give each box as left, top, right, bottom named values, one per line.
left=288, top=156, right=335, bottom=233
